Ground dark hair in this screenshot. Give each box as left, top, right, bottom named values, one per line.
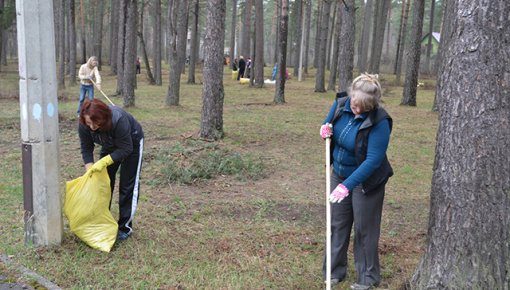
left=79, top=99, right=112, bottom=131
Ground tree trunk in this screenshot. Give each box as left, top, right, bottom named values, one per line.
left=58, top=0, right=66, bottom=88
left=368, top=0, right=390, bottom=74
left=394, top=0, right=406, bottom=74
left=79, top=0, right=86, bottom=63
left=357, top=0, right=372, bottom=74
left=395, top=0, right=411, bottom=85
left=292, top=0, right=302, bottom=77
left=411, top=1, right=510, bottom=288
left=0, top=0, right=4, bottom=71
left=327, top=2, right=341, bottom=91
left=337, top=0, right=355, bottom=92
left=325, top=1, right=336, bottom=71
left=253, top=0, right=264, bottom=87
left=273, top=0, right=280, bottom=64
left=153, top=0, right=162, bottom=85
left=303, top=0, right=312, bottom=74
left=187, top=0, right=199, bottom=84
left=241, top=0, right=252, bottom=57
left=68, top=0, right=76, bottom=86
left=401, top=0, right=424, bottom=106
left=138, top=1, right=155, bottom=85
left=313, top=0, right=322, bottom=68
left=166, top=0, right=187, bottom=106
left=93, top=0, right=104, bottom=70
left=432, top=0, right=447, bottom=112
left=122, top=0, right=137, bottom=107
left=200, top=0, right=226, bottom=140
left=109, top=0, right=118, bottom=70
left=274, top=0, right=288, bottom=104
left=424, top=0, right=436, bottom=75
left=116, top=1, right=127, bottom=95
left=229, top=0, right=237, bottom=70
left=314, top=0, right=330, bottom=93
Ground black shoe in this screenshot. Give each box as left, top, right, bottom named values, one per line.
left=117, top=231, right=130, bottom=241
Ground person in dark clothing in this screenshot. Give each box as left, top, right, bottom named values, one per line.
left=78, top=99, right=144, bottom=241
left=135, top=57, right=141, bottom=74
left=237, top=55, right=246, bottom=80
left=320, top=73, right=393, bottom=290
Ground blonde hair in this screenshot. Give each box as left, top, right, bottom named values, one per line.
left=349, top=73, right=382, bottom=112
left=87, top=56, right=98, bottom=68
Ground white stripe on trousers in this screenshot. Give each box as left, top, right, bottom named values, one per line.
left=125, top=138, right=144, bottom=234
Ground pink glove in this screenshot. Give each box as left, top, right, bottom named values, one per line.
left=320, top=123, right=333, bottom=139
left=329, top=184, right=349, bottom=203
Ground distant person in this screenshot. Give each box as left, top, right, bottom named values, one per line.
left=320, top=73, right=393, bottom=289
left=271, top=63, right=289, bottom=81
left=135, top=57, right=141, bottom=74
left=232, top=58, right=238, bottom=71
left=245, top=57, right=252, bottom=78
left=237, top=56, right=246, bottom=80
left=77, top=56, right=101, bottom=116
left=78, top=99, right=144, bottom=242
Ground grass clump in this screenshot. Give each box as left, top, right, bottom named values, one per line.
left=155, top=139, right=265, bottom=185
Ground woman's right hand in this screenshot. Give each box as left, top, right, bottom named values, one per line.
left=320, top=123, right=333, bottom=139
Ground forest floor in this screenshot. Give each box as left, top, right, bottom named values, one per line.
left=0, top=62, right=438, bottom=289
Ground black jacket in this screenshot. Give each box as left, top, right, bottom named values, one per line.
left=79, top=106, right=144, bottom=164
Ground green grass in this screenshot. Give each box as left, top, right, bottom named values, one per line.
left=0, top=60, right=437, bottom=289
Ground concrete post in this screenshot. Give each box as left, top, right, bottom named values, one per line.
left=16, top=0, right=63, bottom=246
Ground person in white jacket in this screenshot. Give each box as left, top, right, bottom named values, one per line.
left=77, top=56, right=102, bottom=115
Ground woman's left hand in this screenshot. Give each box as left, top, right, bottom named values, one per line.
left=329, top=184, right=349, bottom=203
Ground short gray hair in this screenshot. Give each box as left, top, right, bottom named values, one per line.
left=348, top=73, right=382, bottom=112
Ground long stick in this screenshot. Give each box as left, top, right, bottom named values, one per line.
left=325, top=137, right=332, bottom=290
left=89, top=78, right=115, bottom=106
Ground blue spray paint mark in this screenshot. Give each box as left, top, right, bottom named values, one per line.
left=47, top=103, right=55, bottom=117
left=32, top=103, right=42, bottom=122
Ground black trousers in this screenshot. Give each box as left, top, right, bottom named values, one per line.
left=323, top=171, right=385, bottom=286
left=104, top=138, right=144, bottom=235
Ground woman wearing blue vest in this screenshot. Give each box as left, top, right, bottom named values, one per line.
left=320, top=73, right=393, bottom=290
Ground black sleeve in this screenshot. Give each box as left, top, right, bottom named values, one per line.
left=109, top=114, right=133, bottom=162
left=78, top=124, right=95, bottom=164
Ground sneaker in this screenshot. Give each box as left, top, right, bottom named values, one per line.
left=324, top=278, right=340, bottom=286
left=116, top=231, right=130, bottom=241
left=350, top=283, right=374, bottom=290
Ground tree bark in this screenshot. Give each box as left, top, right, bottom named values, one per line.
left=314, top=0, right=330, bottom=93
left=368, top=0, right=390, bottom=74
left=116, top=1, right=127, bottom=95
left=253, top=0, right=264, bottom=87
left=337, top=0, right=355, bottom=92
left=200, top=0, right=226, bottom=140
left=229, top=0, right=237, bottom=69
left=58, top=0, right=66, bottom=88
left=109, top=0, right=119, bottom=71
left=424, top=0, right=436, bottom=75
left=187, top=0, right=199, bottom=84
left=123, top=0, right=137, bottom=107
left=93, top=0, right=104, bottom=70
left=303, top=0, right=312, bottom=74
left=138, top=1, right=155, bottom=85
left=327, top=2, right=341, bottom=91
left=166, top=0, right=188, bottom=106
left=241, top=0, right=252, bottom=57
left=395, top=0, right=411, bottom=84
left=325, top=0, right=336, bottom=71
left=357, top=0, right=372, bottom=74
left=401, top=0, right=425, bottom=106
left=274, top=0, right=288, bottom=104
left=153, top=0, right=163, bottom=85
left=411, top=1, right=510, bottom=288
left=292, top=0, right=302, bottom=77
left=68, top=0, right=76, bottom=86
left=313, top=0, right=322, bottom=68
left=79, top=0, right=86, bottom=63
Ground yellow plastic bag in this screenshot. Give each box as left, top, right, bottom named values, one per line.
left=64, top=168, right=118, bottom=252
left=239, top=78, right=250, bottom=84
left=231, top=70, right=238, bottom=80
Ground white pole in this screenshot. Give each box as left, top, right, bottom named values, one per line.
left=325, top=137, right=332, bottom=290
left=16, top=0, right=62, bottom=246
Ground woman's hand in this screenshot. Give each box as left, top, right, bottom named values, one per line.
left=329, top=184, right=349, bottom=203
left=320, top=123, right=333, bottom=139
